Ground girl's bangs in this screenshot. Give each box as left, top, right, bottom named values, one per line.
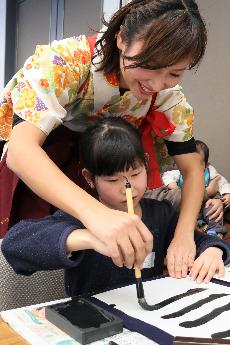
left=92, top=135, right=145, bottom=176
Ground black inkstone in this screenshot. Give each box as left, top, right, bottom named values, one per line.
left=45, top=298, right=123, bottom=345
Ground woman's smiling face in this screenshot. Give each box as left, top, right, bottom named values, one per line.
left=117, top=33, right=190, bottom=100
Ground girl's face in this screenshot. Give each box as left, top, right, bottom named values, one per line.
left=117, top=34, right=190, bottom=100
left=92, top=164, right=147, bottom=214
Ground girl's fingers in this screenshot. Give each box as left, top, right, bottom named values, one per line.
left=189, top=259, right=203, bottom=281
left=203, top=263, right=217, bottom=283
left=195, top=262, right=212, bottom=283
left=217, top=262, right=225, bottom=278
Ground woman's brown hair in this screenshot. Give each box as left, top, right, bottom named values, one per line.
left=94, top=0, right=207, bottom=74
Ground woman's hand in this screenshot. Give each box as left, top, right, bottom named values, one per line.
left=167, top=152, right=203, bottom=279
left=67, top=207, right=153, bottom=269
left=189, top=247, right=224, bottom=283
left=166, top=234, right=196, bottom=279
left=221, top=193, right=230, bottom=207
left=205, top=198, right=223, bottom=222
left=83, top=205, right=153, bottom=269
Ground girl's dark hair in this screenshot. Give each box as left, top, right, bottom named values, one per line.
left=80, top=117, right=147, bottom=177
left=195, top=139, right=209, bottom=166
left=95, top=0, right=207, bottom=74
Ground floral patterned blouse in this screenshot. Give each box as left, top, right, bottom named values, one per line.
left=0, top=34, right=195, bottom=173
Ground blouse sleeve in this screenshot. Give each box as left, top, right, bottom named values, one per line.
left=9, top=35, right=92, bottom=135
left=155, top=85, right=194, bottom=142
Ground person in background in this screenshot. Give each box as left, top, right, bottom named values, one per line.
left=0, top=0, right=207, bottom=277
left=162, top=140, right=230, bottom=239
left=2, top=117, right=230, bottom=297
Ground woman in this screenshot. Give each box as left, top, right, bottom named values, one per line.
left=0, top=0, right=207, bottom=277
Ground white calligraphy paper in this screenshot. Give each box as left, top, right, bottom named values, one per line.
left=95, top=276, right=230, bottom=339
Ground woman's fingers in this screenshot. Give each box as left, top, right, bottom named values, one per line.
left=135, top=217, right=154, bottom=255
left=116, top=216, right=153, bottom=269
left=128, top=226, right=152, bottom=269
left=166, top=237, right=195, bottom=278
left=94, top=211, right=153, bottom=268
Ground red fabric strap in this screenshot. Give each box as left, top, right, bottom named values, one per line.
left=87, top=34, right=97, bottom=56
left=140, top=98, right=176, bottom=189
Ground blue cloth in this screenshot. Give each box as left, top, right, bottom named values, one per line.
left=2, top=199, right=230, bottom=297
left=178, top=167, right=210, bottom=188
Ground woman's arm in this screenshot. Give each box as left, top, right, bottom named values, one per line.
left=166, top=152, right=204, bottom=278
left=7, top=122, right=153, bottom=270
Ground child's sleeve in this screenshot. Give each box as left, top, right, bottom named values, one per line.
left=162, top=169, right=180, bottom=186
left=1, top=211, right=85, bottom=275
left=209, top=165, right=230, bottom=195
left=218, top=176, right=230, bottom=195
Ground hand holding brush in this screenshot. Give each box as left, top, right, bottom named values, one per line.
left=124, top=177, right=156, bottom=311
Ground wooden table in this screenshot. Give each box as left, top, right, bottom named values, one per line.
left=0, top=318, right=28, bottom=345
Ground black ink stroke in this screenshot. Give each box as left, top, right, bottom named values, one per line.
left=149, top=288, right=206, bottom=310
left=212, top=329, right=230, bottom=339
left=179, top=302, right=230, bottom=328
left=162, top=293, right=229, bottom=319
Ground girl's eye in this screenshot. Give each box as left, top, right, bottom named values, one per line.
left=132, top=171, right=141, bottom=177
left=106, top=179, right=118, bottom=182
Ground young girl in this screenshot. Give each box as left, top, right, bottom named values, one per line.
left=0, top=0, right=207, bottom=277
left=2, top=117, right=230, bottom=297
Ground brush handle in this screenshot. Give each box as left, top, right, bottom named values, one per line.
left=125, top=186, right=134, bottom=214
left=125, top=184, right=142, bottom=280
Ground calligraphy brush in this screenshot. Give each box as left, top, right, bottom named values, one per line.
left=124, top=177, right=155, bottom=311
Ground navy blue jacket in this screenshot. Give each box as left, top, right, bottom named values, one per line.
left=2, top=199, right=230, bottom=297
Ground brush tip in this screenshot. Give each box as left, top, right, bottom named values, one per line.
left=138, top=298, right=156, bottom=311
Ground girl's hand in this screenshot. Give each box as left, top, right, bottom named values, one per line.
left=221, top=193, right=230, bottom=207
left=166, top=235, right=196, bottom=279
left=189, top=247, right=224, bottom=283
left=83, top=206, right=153, bottom=269
left=66, top=229, right=110, bottom=257
left=205, top=198, right=223, bottom=222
